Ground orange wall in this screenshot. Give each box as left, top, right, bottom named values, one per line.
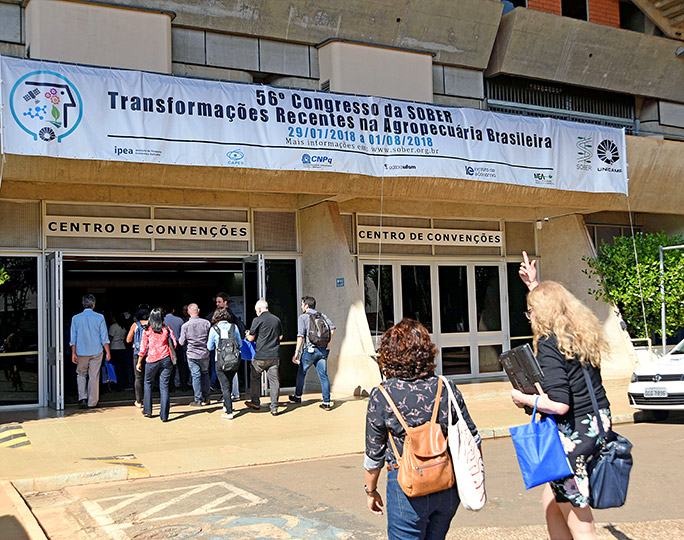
left=526, top=0, right=620, bottom=27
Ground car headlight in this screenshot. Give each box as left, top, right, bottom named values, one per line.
left=630, top=372, right=637, bottom=383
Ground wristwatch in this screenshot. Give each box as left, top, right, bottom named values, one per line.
left=364, top=485, right=377, bottom=495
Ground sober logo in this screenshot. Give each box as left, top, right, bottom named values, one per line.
left=465, top=166, right=475, bottom=175
left=597, top=140, right=619, bottom=165
left=9, top=70, right=83, bottom=142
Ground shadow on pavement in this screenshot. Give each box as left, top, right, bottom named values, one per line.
left=0, top=514, right=31, bottom=540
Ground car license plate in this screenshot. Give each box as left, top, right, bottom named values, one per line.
left=644, top=387, right=667, bottom=398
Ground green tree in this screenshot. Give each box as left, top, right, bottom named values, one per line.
left=0, top=268, right=8, bottom=285
left=583, top=232, right=684, bottom=339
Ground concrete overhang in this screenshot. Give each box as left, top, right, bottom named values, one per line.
left=117, top=0, right=503, bottom=70
left=1, top=136, right=681, bottom=217
left=487, top=7, right=684, bottom=104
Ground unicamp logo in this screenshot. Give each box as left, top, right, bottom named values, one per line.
left=9, top=70, right=83, bottom=142
left=596, top=139, right=620, bottom=165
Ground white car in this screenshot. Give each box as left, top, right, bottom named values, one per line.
left=628, top=338, right=684, bottom=419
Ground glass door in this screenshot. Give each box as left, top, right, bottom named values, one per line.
left=472, top=263, right=507, bottom=376
left=45, top=251, right=64, bottom=409
left=243, top=256, right=299, bottom=391
left=436, top=265, right=471, bottom=375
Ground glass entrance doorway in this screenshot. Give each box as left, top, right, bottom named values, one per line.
left=45, top=254, right=298, bottom=409
left=363, top=260, right=512, bottom=378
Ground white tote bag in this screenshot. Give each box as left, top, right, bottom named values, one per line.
left=439, top=375, right=486, bottom=511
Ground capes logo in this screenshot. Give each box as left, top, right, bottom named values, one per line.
left=226, top=149, right=245, bottom=165
left=9, top=70, right=83, bottom=142
left=302, top=154, right=333, bottom=167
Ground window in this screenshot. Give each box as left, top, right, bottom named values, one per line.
left=0, top=257, right=39, bottom=406
left=562, top=0, right=588, bottom=20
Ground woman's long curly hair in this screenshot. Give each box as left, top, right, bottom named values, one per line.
left=378, top=318, right=437, bottom=379
left=527, top=281, right=607, bottom=368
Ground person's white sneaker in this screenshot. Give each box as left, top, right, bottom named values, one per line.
left=222, top=405, right=227, bottom=412
left=221, top=413, right=234, bottom=420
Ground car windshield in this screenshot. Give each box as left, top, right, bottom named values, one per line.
left=668, top=339, right=684, bottom=355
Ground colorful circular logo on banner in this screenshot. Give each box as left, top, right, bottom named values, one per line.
left=9, top=70, right=83, bottom=142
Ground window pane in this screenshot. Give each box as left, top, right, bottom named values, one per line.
left=364, top=264, right=394, bottom=336
left=507, top=263, right=532, bottom=339
left=401, top=265, right=432, bottom=333
left=479, top=344, right=503, bottom=373
left=0, top=257, right=39, bottom=405
left=475, top=266, right=501, bottom=332
left=442, top=346, right=471, bottom=375
left=438, top=266, right=469, bottom=334
left=562, top=0, right=588, bottom=20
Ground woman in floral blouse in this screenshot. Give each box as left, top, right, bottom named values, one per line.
left=514, top=253, right=611, bottom=540
left=364, top=318, right=480, bottom=540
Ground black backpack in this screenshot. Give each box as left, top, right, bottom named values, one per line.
left=213, top=323, right=241, bottom=371
left=308, top=312, right=331, bottom=348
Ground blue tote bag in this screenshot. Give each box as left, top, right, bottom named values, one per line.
left=509, top=397, right=573, bottom=489
left=101, top=361, right=117, bottom=384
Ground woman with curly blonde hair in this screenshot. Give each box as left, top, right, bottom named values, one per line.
left=513, top=253, right=612, bottom=540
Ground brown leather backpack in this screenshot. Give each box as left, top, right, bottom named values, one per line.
left=377, top=378, right=455, bottom=497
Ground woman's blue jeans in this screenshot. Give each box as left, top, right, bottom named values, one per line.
left=143, top=356, right=173, bottom=421
left=385, top=468, right=460, bottom=540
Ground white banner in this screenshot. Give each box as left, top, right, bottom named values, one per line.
left=358, top=226, right=502, bottom=247
left=44, top=216, right=250, bottom=241
left=1, top=56, right=628, bottom=194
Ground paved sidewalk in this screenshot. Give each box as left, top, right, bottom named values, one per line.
left=0, top=377, right=635, bottom=494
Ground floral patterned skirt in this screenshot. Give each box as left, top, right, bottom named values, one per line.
left=551, top=408, right=612, bottom=508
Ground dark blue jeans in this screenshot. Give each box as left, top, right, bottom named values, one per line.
left=187, top=356, right=210, bottom=403
left=143, top=356, right=173, bottom=421
left=385, top=468, right=460, bottom=540
left=294, top=347, right=330, bottom=403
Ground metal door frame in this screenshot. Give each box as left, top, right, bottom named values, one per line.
left=45, top=251, right=64, bottom=410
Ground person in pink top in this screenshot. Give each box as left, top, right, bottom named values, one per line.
left=138, top=308, right=177, bottom=422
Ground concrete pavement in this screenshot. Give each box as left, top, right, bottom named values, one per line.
left=0, top=376, right=638, bottom=538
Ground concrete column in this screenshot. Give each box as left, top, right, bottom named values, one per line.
left=538, top=214, right=635, bottom=377
left=299, top=201, right=381, bottom=396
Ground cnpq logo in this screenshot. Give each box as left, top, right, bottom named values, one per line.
left=9, top=70, right=83, bottom=142
left=301, top=153, right=333, bottom=168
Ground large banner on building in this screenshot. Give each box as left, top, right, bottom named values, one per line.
left=0, top=56, right=628, bottom=194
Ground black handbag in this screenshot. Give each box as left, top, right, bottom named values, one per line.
left=166, top=327, right=177, bottom=365
left=582, top=366, right=633, bottom=509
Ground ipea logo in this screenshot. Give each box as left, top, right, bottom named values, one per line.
left=9, top=70, right=83, bottom=142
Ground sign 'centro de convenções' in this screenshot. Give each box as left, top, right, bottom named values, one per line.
left=1, top=56, right=628, bottom=195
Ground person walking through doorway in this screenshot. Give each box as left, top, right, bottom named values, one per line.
left=126, top=307, right=149, bottom=409
left=138, top=308, right=177, bottom=422
left=108, top=313, right=127, bottom=391
left=70, top=294, right=111, bottom=409
left=165, top=307, right=188, bottom=390
left=179, top=303, right=211, bottom=407
left=244, top=300, right=282, bottom=416
left=289, top=296, right=335, bottom=410
left=207, top=308, right=243, bottom=420
left=207, top=292, right=245, bottom=401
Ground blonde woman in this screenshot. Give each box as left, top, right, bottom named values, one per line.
left=512, top=254, right=611, bottom=540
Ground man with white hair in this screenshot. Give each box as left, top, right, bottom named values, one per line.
left=179, top=303, right=211, bottom=406
left=244, top=299, right=282, bottom=415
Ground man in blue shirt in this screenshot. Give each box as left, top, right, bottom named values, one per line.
left=70, top=294, right=111, bottom=408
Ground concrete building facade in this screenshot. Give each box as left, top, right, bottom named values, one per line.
left=0, top=0, right=683, bottom=409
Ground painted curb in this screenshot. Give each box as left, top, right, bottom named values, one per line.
left=13, top=465, right=129, bottom=494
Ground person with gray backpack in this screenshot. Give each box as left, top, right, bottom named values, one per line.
left=207, top=308, right=242, bottom=420
left=290, top=296, right=336, bottom=410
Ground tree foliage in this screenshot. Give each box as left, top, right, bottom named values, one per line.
left=583, top=231, right=684, bottom=339
left=0, top=268, right=8, bottom=285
